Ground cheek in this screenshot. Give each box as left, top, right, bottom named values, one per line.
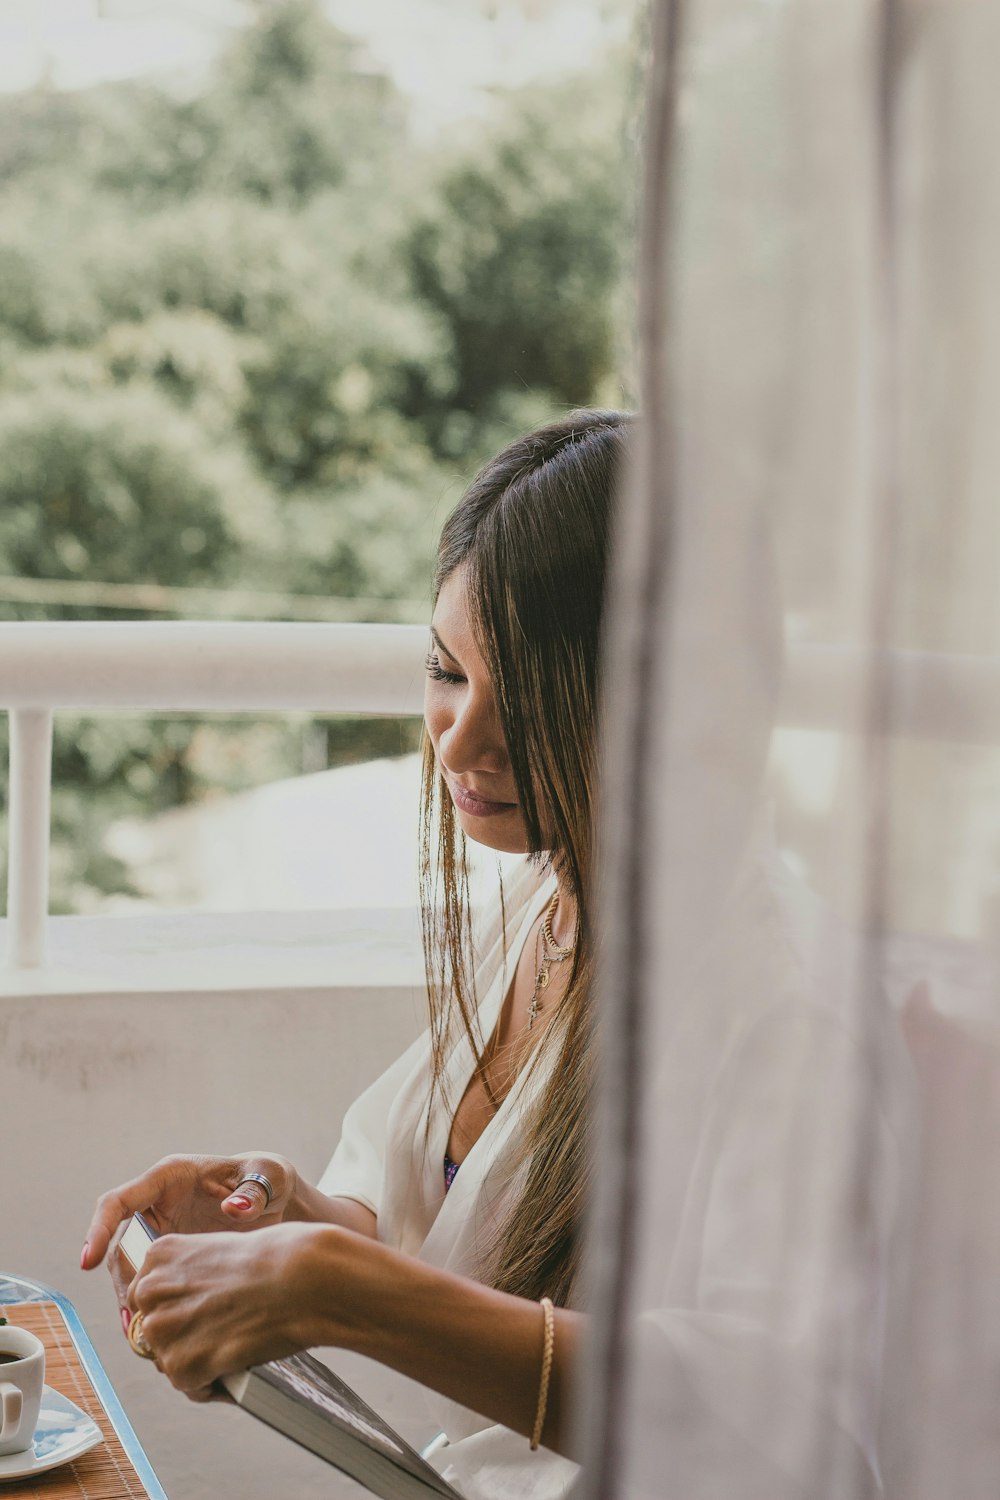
left=423, top=687, right=450, bottom=759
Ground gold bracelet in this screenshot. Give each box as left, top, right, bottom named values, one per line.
left=530, top=1296, right=555, bottom=1451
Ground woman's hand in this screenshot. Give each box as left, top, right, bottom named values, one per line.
left=119, top=1219, right=581, bottom=1453
left=127, top=1223, right=321, bottom=1401
left=80, top=1153, right=300, bottom=1308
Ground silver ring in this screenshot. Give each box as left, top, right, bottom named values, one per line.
left=236, top=1172, right=274, bottom=1208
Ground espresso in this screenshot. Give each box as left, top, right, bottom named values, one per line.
left=0, top=1352, right=23, bottom=1364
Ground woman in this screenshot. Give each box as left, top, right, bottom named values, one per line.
left=81, top=409, right=633, bottom=1499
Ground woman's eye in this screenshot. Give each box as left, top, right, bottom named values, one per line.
left=424, top=653, right=465, bottom=686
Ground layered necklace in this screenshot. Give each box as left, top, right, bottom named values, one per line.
left=528, top=891, right=577, bottom=1030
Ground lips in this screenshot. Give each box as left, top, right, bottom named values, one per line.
left=446, top=777, right=518, bottom=819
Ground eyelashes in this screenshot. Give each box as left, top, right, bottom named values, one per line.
left=425, top=652, right=465, bottom=686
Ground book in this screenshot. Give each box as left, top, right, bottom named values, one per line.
left=221, top=1352, right=460, bottom=1500
left=118, top=1214, right=462, bottom=1500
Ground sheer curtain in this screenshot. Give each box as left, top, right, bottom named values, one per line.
left=580, top=1, right=1000, bottom=1496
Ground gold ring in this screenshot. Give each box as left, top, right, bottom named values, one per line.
left=127, top=1312, right=156, bottom=1360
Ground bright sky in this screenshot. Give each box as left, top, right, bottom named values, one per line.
left=0, top=0, right=629, bottom=132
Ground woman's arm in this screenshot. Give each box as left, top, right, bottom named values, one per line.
left=302, top=1228, right=580, bottom=1453
left=279, top=1178, right=377, bottom=1238
left=128, top=1222, right=581, bottom=1455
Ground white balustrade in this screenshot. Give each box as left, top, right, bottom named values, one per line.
left=2, top=622, right=998, bottom=971
left=0, top=622, right=428, bottom=712
left=7, top=709, right=53, bottom=970
left=0, top=623, right=428, bottom=970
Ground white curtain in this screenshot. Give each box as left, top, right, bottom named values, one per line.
left=579, top=2, right=1000, bottom=1496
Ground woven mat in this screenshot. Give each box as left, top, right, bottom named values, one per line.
left=0, top=1302, right=154, bottom=1498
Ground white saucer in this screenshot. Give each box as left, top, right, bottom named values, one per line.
left=0, top=1384, right=103, bottom=1480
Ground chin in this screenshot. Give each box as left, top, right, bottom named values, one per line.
left=457, top=810, right=531, bottom=855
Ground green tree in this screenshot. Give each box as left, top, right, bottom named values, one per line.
left=406, top=73, right=630, bottom=432
left=0, top=1, right=633, bottom=912
left=0, top=381, right=270, bottom=594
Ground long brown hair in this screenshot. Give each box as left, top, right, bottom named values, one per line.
left=419, top=409, right=633, bottom=1306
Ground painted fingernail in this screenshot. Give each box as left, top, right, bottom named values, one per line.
left=80, top=1242, right=90, bottom=1270
left=226, top=1194, right=253, bottom=1210
left=121, top=1308, right=132, bottom=1334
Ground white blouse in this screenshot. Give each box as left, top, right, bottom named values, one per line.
left=320, top=835, right=910, bottom=1500
left=319, top=856, right=580, bottom=1500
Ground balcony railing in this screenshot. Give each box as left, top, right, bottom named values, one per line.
left=1, top=620, right=997, bottom=971
left=0, top=622, right=427, bottom=969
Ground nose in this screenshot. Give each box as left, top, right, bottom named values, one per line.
left=437, top=687, right=509, bottom=779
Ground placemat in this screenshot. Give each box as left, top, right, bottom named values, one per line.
left=0, top=1301, right=154, bottom=1498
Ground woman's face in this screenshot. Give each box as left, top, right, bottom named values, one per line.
left=424, top=566, right=530, bottom=853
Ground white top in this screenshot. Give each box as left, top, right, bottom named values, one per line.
left=321, top=837, right=910, bottom=1500
left=320, top=856, right=580, bottom=1500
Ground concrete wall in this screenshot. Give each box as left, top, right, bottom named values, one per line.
left=0, top=911, right=428, bottom=1499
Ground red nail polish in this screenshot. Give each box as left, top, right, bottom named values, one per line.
left=80, top=1242, right=90, bottom=1270
left=121, top=1308, right=132, bottom=1334
left=227, top=1195, right=253, bottom=1210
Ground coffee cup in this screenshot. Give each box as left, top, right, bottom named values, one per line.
left=0, top=1325, right=45, bottom=1457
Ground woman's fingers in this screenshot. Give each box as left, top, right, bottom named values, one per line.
left=80, top=1189, right=131, bottom=1271
left=220, top=1180, right=269, bottom=1219
left=83, top=1153, right=249, bottom=1269
left=220, top=1158, right=291, bottom=1224
left=126, top=1252, right=222, bottom=1392
left=81, top=1162, right=176, bottom=1270
left=184, top=1384, right=220, bottom=1404
left=122, top=1225, right=312, bottom=1397
left=84, top=1153, right=297, bottom=1277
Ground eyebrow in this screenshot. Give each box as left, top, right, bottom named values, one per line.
left=430, top=626, right=460, bottom=663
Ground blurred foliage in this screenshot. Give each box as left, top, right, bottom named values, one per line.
left=0, top=0, right=633, bottom=911
left=407, top=83, right=627, bottom=419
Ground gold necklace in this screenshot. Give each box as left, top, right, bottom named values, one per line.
left=542, top=895, right=575, bottom=959
left=528, top=892, right=576, bottom=1030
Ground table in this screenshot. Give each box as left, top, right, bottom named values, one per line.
left=0, top=1273, right=167, bottom=1498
